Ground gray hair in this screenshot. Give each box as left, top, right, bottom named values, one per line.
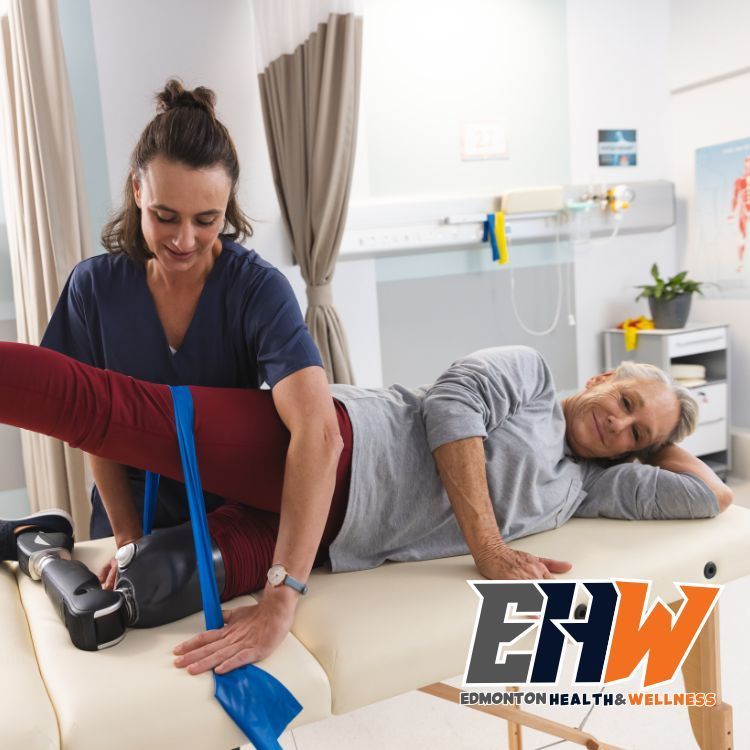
left=613, top=360, right=699, bottom=455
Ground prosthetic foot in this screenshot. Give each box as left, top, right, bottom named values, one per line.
left=17, top=529, right=128, bottom=651
left=16, top=522, right=224, bottom=651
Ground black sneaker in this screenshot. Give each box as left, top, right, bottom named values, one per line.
left=0, top=509, right=74, bottom=562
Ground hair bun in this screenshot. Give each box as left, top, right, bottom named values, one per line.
left=156, top=78, right=216, bottom=116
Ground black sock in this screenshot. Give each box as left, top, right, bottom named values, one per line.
left=0, top=523, right=19, bottom=562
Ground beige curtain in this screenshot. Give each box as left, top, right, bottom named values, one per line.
left=256, top=4, right=362, bottom=384
left=0, top=0, right=91, bottom=536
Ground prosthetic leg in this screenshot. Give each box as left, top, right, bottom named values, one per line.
left=16, top=522, right=225, bottom=651
left=115, top=522, right=225, bottom=629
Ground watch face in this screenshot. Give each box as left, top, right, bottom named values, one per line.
left=267, top=564, right=286, bottom=586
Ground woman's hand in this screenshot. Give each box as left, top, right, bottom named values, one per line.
left=172, top=586, right=297, bottom=675
left=98, top=557, right=119, bottom=590
left=477, top=546, right=572, bottom=580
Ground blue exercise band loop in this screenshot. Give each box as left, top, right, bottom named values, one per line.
left=143, top=386, right=302, bottom=748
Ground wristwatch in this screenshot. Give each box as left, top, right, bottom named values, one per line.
left=267, top=563, right=309, bottom=595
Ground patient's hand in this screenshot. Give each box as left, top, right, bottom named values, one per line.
left=172, top=585, right=296, bottom=675
left=98, top=557, right=118, bottom=590
left=478, top=547, right=572, bottom=581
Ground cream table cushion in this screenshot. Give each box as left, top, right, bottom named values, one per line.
left=0, top=562, right=59, bottom=749
left=10, top=506, right=750, bottom=748
left=16, top=538, right=331, bottom=750
left=292, top=506, right=750, bottom=714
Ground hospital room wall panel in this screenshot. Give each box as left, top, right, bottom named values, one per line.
left=87, top=0, right=260, bottom=220
left=0, top=298, right=25, bottom=504
left=669, top=0, right=750, bottom=94
left=57, top=0, right=111, bottom=255
left=0, top=215, right=14, bottom=321
left=377, top=258, right=578, bottom=390
left=566, top=0, right=676, bottom=385
left=285, top=258, right=384, bottom=388
left=360, top=0, right=570, bottom=198
left=359, top=0, right=679, bottom=388
left=353, top=0, right=575, bottom=387
left=0, top=425, right=25, bottom=493
left=566, top=0, right=672, bottom=186
left=0, top=183, right=25, bottom=510
left=670, top=2, right=750, bottom=434
left=571, top=226, right=678, bottom=386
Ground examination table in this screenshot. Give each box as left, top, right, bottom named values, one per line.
left=3, top=506, right=749, bottom=750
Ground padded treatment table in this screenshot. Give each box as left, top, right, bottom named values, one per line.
left=4, top=505, right=750, bottom=750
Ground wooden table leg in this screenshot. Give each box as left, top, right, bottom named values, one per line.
left=678, top=603, right=733, bottom=750
left=418, top=683, right=624, bottom=749
left=507, top=686, right=523, bottom=750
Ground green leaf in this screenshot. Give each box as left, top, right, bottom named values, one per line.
left=635, top=265, right=705, bottom=302
left=635, top=286, right=652, bottom=300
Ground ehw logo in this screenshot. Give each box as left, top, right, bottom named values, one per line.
left=465, top=580, right=721, bottom=689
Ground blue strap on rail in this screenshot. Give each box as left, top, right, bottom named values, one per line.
left=142, top=386, right=302, bottom=748
left=482, top=212, right=500, bottom=262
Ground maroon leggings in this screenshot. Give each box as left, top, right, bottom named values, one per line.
left=0, top=343, right=353, bottom=600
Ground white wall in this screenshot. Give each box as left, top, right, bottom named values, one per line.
left=349, top=0, right=573, bottom=386
left=360, top=0, right=570, bottom=198
left=566, top=0, right=676, bottom=383
left=670, top=0, right=750, bottom=92
left=670, top=0, right=750, bottom=428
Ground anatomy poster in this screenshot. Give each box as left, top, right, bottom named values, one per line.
left=695, top=137, right=750, bottom=289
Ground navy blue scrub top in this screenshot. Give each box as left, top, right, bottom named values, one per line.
left=41, top=238, right=323, bottom=536
left=42, top=238, right=322, bottom=388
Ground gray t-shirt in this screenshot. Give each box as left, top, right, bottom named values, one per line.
left=328, top=346, right=718, bottom=573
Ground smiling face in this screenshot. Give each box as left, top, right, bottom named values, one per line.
left=562, top=373, right=680, bottom=459
left=132, top=156, right=232, bottom=275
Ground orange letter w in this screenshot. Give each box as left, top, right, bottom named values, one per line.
left=604, top=581, right=720, bottom=688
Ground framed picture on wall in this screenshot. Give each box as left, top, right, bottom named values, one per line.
left=598, top=129, right=637, bottom=167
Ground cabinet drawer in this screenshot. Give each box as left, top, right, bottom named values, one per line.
left=667, top=328, right=726, bottom=358
left=679, top=419, right=727, bottom=456
left=690, top=382, right=727, bottom=424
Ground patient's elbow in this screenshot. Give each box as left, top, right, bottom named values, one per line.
left=716, top=485, right=734, bottom=513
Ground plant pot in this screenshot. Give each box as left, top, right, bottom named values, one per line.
left=648, top=293, right=692, bottom=329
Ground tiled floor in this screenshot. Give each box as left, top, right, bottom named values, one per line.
left=258, top=479, right=750, bottom=750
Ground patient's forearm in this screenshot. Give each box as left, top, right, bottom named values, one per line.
left=644, top=443, right=733, bottom=511
left=87, top=454, right=142, bottom=546
left=433, top=437, right=504, bottom=566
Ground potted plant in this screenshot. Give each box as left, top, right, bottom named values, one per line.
left=635, top=264, right=704, bottom=329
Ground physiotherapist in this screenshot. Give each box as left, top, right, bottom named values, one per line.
left=41, top=79, right=344, bottom=665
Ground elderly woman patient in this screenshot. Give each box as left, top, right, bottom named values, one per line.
left=0, top=344, right=732, bottom=669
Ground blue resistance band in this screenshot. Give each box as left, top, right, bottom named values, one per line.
left=143, top=385, right=302, bottom=749
left=142, top=472, right=159, bottom=535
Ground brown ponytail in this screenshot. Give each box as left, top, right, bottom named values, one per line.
left=101, top=79, right=252, bottom=264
